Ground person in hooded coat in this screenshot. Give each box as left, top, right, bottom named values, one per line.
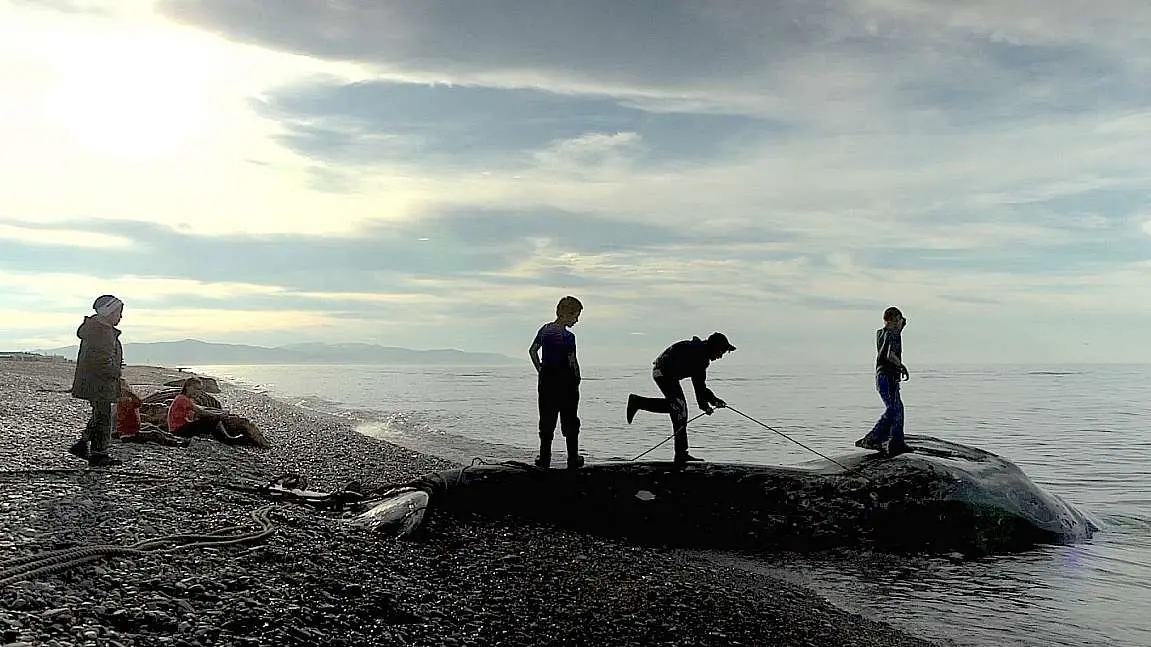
left=68, top=294, right=125, bottom=467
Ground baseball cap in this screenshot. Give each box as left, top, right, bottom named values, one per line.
left=707, top=332, right=736, bottom=352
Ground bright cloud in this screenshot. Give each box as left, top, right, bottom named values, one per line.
left=2, top=0, right=1150, bottom=364
left=0, top=223, right=130, bottom=248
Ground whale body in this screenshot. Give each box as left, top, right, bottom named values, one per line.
left=353, top=435, right=1099, bottom=557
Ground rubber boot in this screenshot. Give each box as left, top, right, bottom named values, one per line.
left=855, top=432, right=883, bottom=451
left=672, top=428, right=701, bottom=465
left=535, top=436, right=552, bottom=469
left=67, top=438, right=89, bottom=461
left=566, top=435, right=584, bottom=470
left=88, top=453, right=123, bottom=468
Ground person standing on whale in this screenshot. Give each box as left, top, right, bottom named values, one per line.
left=856, top=306, right=911, bottom=456
left=626, top=332, right=735, bottom=465
left=529, top=296, right=585, bottom=469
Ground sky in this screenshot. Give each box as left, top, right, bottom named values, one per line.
left=2, top=0, right=1151, bottom=367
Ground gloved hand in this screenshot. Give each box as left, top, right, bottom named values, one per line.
left=900, top=366, right=910, bottom=380
left=713, top=398, right=727, bottom=408
left=701, top=404, right=715, bottom=415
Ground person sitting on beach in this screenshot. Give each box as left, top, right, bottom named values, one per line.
left=113, top=378, right=143, bottom=441
left=168, top=377, right=245, bottom=445
left=67, top=294, right=126, bottom=467
left=855, top=306, right=911, bottom=457
left=626, top=332, right=735, bottom=465
left=528, top=296, right=584, bottom=469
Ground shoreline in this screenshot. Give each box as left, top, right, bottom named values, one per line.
left=0, top=355, right=939, bottom=647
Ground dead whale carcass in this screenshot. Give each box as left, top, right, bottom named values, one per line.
left=351, top=436, right=1098, bottom=557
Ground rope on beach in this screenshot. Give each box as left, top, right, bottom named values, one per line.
left=0, top=505, right=276, bottom=588
left=0, top=468, right=171, bottom=480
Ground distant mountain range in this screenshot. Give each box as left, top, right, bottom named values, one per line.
left=32, top=339, right=518, bottom=367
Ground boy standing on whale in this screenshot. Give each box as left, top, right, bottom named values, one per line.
left=529, top=296, right=585, bottom=469
left=856, top=306, right=911, bottom=456
left=626, top=332, right=735, bottom=465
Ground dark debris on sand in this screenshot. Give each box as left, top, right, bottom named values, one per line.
left=0, top=357, right=937, bottom=647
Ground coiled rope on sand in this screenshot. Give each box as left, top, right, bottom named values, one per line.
left=0, top=505, right=276, bottom=588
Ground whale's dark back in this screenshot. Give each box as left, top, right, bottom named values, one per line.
left=410, top=436, right=1097, bottom=556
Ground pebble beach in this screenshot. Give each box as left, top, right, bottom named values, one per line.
left=0, top=355, right=938, bottom=647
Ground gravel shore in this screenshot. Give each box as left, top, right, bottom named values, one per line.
left=0, top=356, right=938, bottom=647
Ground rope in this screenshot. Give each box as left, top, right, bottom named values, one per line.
left=0, top=505, right=276, bottom=588
left=625, top=405, right=855, bottom=471
left=630, top=412, right=710, bottom=461
left=0, top=468, right=169, bottom=480
left=724, top=405, right=851, bottom=471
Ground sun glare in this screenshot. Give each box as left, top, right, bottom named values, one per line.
left=44, top=32, right=206, bottom=159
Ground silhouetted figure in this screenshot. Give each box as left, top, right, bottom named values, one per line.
left=626, top=332, right=735, bottom=465
left=856, top=306, right=911, bottom=456
left=68, top=294, right=126, bottom=467
left=528, top=296, right=584, bottom=469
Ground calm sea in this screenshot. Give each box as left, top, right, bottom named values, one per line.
left=192, top=362, right=1151, bottom=647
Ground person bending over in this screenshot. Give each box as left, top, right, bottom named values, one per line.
left=626, top=332, right=735, bottom=465
left=528, top=296, right=584, bottom=469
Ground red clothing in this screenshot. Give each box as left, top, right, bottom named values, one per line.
left=115, top=393, right=142, bottom=437
left=168, top=394, right=196, bottom=433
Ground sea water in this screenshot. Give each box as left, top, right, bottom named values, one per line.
left=192, top=362, right=1151, bottom=647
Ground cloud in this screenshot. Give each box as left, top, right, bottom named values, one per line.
left=157, top=1, right=815, bottom=99
left=8, top=0, right=115, bottom=17
left=157, top=0, right=1151, bottom=125
left=0, top=207, right=737, bottom=295
left=252, top=78, right=772, bottom=170
left=0, top=222, right=130, bottom=249
left=6, top=1, right=1151, bottom=364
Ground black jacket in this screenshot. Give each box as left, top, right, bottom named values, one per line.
left=653, top=337, right=718, bottom=407
left=70, top=316, right=123, bottom=403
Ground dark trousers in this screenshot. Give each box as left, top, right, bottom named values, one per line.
left=85, top=401, right=113, bottom=456
left=174, top=417, right=245, bottom=445
left=631, top=377, right=691, bottom=455
left=538, top=373, right=580, bottom=457
left=869, top=373, right=905, bottom=445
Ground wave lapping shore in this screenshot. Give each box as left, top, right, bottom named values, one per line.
left=0, top=357, right=937, bottom=647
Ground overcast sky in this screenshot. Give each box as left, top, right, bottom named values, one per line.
left=2, top=0, right=1149, bottom=366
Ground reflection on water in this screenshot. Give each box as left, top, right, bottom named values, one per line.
left=195, top=362, right=1151, bottom=647
left=705, top=526, right=1149, bottom=647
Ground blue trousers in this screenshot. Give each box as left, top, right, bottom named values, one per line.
left=869, top=374, right=904, bottom=445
